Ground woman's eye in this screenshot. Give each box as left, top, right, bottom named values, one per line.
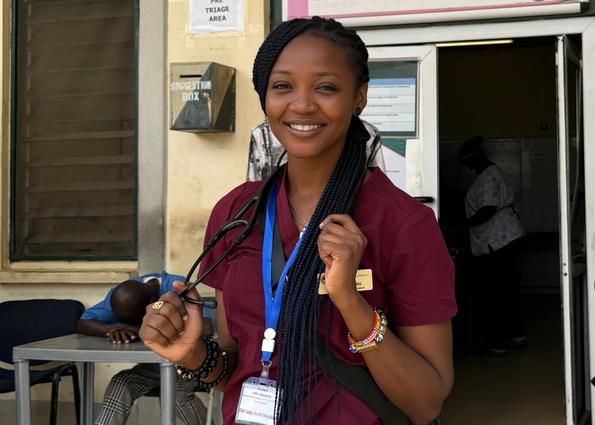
left=271, top=82, right=291, bottom=90
left=318, top=84, right=337, bottom=92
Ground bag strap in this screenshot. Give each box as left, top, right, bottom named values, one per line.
left=270, top=215, right=411, bottom=425
left=314, top=338, right=412, bottom=425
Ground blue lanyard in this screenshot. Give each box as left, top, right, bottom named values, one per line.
left=261, top=180, right=304, bottom=363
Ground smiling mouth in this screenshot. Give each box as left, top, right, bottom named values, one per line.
left=288, top=123, right=323, bottom=131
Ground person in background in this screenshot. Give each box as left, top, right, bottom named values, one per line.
left=459, top=135, right=527, bottom=356
left=76, top=271, right=206, bottom=425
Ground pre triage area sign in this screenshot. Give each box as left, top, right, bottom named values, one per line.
left=360, top=78, right=416, bottom=135
left=189, top=0, right=243, bottom=33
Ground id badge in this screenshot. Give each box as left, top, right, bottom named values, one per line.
left=235, top=377, right=280, bottom=425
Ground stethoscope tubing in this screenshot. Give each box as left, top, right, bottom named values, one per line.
left=179, top=167, right=284, bottom=309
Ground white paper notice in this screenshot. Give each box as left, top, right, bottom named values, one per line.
left=189, top=0, right=243, bottom=33
left=360, top=78, right=416, bottom=133
left=382, top=146, right=406, bottom=190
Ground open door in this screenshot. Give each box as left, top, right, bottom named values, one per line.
left=556, top=35, right=589, bottom=425
left=362, top=45, right=438, bottom=215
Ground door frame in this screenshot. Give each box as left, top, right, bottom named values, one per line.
left=358, top=16, right=595, bottom=424
left=557, top=34, right=588, bottom=425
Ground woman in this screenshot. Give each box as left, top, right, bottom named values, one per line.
left=459, top=135, right=526, bottom=355
left=140, top=17, right=456, bottom=425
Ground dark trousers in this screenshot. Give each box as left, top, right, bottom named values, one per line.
left=472, top=238, right=525, bottom=350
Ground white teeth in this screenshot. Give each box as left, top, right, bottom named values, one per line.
left=289, top=124, right=321, bottom=131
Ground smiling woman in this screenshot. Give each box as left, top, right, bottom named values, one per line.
left=140, top=16, right=457, bottom=425
left=265, top=34, right=367, bottom=167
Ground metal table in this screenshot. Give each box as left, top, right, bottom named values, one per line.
left=13, top=334, right=176, bottom=425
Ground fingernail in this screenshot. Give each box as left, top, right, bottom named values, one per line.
left=183, top=315, right=188, bottom=321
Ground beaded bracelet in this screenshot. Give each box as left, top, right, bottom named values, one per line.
left=348, top=308, right=388, bottom=353
left=175, top=336, right=220, bottom=381
left=197, top=350, right=229, bottom=391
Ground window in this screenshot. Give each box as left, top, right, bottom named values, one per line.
left=11, top=0, right=138, bottom=260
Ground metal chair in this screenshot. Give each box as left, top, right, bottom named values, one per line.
left=0, top=299, right=84, bottom=425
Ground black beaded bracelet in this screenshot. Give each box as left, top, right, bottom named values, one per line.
left=175, top=336, right=220, bottom=381
left=198, top=351, right=228, bottom=391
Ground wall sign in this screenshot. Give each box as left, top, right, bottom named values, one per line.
left=362, top=78, right=416, bottom=134
left=360, top=60, right=418, bottom=138
left=189, top=0, right=243, bottom=33
left=283, top=0, right=585, bottom=25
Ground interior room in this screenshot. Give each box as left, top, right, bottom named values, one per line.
left=436, top=36, right=578, bottom=425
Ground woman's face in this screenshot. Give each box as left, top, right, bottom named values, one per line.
left=265, top=33, right=367, bottom=162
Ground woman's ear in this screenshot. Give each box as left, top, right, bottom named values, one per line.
left=354, top=83, right=368, bottom=116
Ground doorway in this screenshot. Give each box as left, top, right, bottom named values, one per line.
left=436, top=36, right=587, bottom=424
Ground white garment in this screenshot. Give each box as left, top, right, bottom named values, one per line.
left=246, top=119, right=385, bottom=182
left=465, top=165, right=525, bottom=256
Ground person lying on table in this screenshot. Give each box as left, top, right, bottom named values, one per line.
left=76, top=271, right=207, bottom=425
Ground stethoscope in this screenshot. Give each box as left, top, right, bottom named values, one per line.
left=179, top=143, right=366, bottom=310
left=178, top=164, right=285, bottom=309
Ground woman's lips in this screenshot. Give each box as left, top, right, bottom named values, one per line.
left=284, top=122, right=326, bottom=137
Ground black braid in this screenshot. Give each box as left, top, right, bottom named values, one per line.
left=252, top=17, right=371, bottom=424
left=252, top=18, right=314, bottom=113
left=276, top=117, right=367, bottom=424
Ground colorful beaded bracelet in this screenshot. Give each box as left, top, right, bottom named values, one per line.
left=348, top=308, right=388, bottom=354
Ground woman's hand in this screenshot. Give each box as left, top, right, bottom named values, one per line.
left=139, top=281, right=205, bottom=368
left=317, top=214, right=367, bottom=309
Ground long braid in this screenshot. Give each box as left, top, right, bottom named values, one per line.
left=252, top=17, right=371, bottom=424
left=277, top=117, right=368, bottom=424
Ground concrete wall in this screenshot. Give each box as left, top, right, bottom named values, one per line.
left=165, top=0, right=267, bottom=285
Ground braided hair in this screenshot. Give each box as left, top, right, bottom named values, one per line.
left=252, top=16, right=369, bottom=113
left=252, top=17, right=371, bottom=424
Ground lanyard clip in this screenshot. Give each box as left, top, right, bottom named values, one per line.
left=260, top=360, right=272, bottom=379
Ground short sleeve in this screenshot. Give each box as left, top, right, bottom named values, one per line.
left=469, top=167, right=508, bottom=211
left=80, top=288, right=118, bottom=324
left=388, top=207, right=457, bottom=326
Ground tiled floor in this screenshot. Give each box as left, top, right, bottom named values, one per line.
left=442, top=294, right=565, bottom=425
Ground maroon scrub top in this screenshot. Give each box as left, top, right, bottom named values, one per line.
left=199, top=168, right=457, bottom=425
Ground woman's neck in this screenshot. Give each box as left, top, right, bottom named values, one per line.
left=284, top=157, right=335, bottom=228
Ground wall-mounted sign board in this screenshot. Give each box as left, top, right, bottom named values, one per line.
left=283, top=0, right=587, bottom=26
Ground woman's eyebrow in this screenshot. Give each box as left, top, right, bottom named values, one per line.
left=270, top=69, right=291, bottom=76
left=270, top=69, right=339, bottom=77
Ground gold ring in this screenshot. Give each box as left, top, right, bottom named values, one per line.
left=152, top=301, right=164, bottom=311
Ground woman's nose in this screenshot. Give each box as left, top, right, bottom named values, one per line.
left=289, top=89, right=317, bottom=113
